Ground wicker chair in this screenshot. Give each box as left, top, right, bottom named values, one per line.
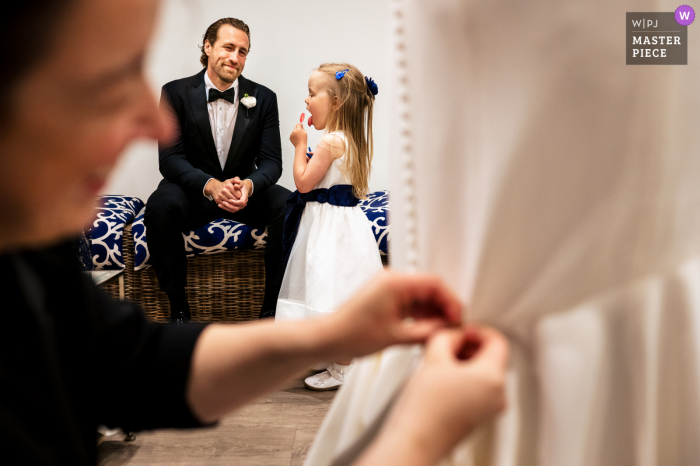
left=101, top=223, right=388, bottom=323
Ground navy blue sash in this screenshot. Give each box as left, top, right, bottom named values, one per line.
left=282, top=185, right=360, bottom=268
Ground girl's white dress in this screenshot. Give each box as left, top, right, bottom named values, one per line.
left=276, top=132, right=383, bottom=321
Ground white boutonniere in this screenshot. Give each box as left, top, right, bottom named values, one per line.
left=240, top=93, right=256, bottom=118
left=240, top=93, right=256, bottom=108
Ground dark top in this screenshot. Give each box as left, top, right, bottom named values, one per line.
left=0, top=241, right=208, bottom=465
left=159, top=69, right=283, bottom=197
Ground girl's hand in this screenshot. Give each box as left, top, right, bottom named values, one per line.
left=290, top=123, right=307, bottom=148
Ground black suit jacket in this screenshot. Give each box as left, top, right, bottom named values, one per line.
left=0, top=242, right=208, bottom=465
left=158, top=69, right=283, bottom=197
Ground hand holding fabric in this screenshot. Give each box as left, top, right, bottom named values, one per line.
left=187, top=271, right=461, bottom=424
left=356, top=326, right=509, bottom=466
left=327, top=271, right=463, bottom=361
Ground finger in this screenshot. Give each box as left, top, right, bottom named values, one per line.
left=224, top=181, right=241, bottom=191
left=424, top=328, right=468, bottom=363
left=395, top=274, right=463, bottom=325
left=226, top=198, right=247, bottom=208
left=403, top=299, right=453, bottom=321
left=456, top=327, right=482, bottom=361
left=396, top=318, right=451, bottom=344
left=392, top=273, right=459, bottom=314
left=218, top=203, right=239, bottom=213
left=469, top=327, right=509, bottom=369
left=220, top=190, right=237, bottom=202
left=423, top=281, right=463, bottom=325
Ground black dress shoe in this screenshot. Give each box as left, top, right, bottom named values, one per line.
left=167, top=290, right=191, bottom=323
left=258, top=309, right=275, bottom=319
left=170, top=312, right=190, bottom=324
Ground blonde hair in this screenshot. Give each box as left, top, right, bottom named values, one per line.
left=316, top=63, right=375, bottom=199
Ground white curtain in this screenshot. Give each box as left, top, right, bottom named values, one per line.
left=305, top=0, right=700, bottom=464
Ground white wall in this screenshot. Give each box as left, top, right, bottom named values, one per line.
left=103, top=0, right=392, bottom=202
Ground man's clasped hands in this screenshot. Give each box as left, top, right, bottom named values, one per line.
left=204, top=176, right=253, bottom=213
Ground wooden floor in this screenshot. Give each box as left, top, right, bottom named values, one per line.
left=97, top=375, right=336, bottom=466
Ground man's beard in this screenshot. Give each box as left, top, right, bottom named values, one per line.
left=213, top=60, right=238, bottom=84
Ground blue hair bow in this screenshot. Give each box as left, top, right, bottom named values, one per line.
left=365, top=76, right=379, bottom=96
left=335, top=69, right=350, bottom=80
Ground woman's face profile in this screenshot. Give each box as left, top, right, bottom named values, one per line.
left=0, top=0, right=168, bottom=249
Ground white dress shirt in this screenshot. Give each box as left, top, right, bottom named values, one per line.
left=202, top=71, right=253, bottom=199
left=204, top=71, right=238, bottom=170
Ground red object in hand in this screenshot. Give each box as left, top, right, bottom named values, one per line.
left=300, top=113, right=305, bottom=123
left=308, top=115, right=314, bottom=127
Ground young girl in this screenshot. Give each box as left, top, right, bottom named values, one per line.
left=276, top=63, right=383, bottom=390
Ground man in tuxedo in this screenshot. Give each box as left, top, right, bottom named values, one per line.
left=145, top=17, right=290, bottom=322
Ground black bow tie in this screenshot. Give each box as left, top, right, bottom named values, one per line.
left=208, top=87, right=235, bottom=104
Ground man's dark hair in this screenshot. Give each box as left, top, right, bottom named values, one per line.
left=0, top=2, right=76, bottom=116
left=199, top=18, right=251, bottom=68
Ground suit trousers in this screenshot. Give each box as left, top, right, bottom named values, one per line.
left=144, top=181, right=291, bottom=316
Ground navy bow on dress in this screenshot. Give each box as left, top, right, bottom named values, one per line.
left=282, top=185, right=360, bottom=268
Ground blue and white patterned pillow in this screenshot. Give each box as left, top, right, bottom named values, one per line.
left=88, top=195, right=144, bottom=270
left=130, top=190, right=390, bottom=270
left=359, top=190, right=390, bottom=255
left=130, top=210, right=268, bottom=271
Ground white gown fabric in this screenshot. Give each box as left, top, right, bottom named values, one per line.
left=305, top=1, right=700, bottom=465
left=276, top=133, right=383, bottom=321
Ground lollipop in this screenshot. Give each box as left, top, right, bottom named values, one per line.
left=300, top=113, right=305, bottom=123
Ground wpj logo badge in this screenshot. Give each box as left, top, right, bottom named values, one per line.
left=626, top=6, right=693, bottom=65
